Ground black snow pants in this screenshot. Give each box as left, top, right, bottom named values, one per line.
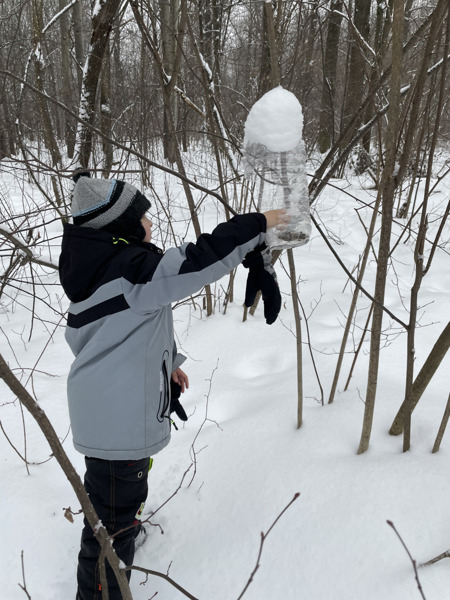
left=76, top=456, right=150, bottom=600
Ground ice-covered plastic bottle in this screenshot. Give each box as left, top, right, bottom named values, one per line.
left=243, top=86, right=311, bottom=250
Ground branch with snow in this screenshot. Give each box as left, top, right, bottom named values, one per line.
left=42, top=0, right=78, bottom=35
left=0, top=226, right=57, bottom=271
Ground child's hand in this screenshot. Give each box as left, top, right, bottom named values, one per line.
left=172, top=367, right=189, bottom=393
left=263, top=209, right=291, bottom=229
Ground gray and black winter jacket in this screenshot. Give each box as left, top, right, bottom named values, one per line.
left=59, top=213, right=267, bottom=460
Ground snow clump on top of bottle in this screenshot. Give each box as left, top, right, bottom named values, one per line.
left=243, top=86, right=303, bottom=154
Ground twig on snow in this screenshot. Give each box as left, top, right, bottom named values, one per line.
left=387, top=520, right=427, bottom=599
left=236, top=493, right=301, bottom=600
left=18, top=551, right=32, bottom=599
left=187, top=360, right=221, bottom=487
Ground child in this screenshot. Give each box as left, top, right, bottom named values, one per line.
left=59, top=172, right=288, bottom=599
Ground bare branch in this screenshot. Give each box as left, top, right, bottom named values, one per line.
left=0, top=70, right=238, bottom=217
left=18, top=551, right=32, bottom=600
left=387, top=520, right=427, bottom=600
left=236, top=493, right=301, bottom=600
left=0, top=226, right=57, bottom=270
left=127, top=564, right=199, bottom=600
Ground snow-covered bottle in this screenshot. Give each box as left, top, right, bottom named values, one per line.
left=243, top=86, right=311, bottom=250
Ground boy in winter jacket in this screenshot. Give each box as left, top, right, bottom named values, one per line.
left=59, top=172, right=288, bottom=599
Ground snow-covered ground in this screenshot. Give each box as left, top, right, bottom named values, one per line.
left=1, top=154, right=449, bottom=600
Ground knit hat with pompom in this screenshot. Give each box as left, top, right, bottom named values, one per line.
left=71, top=171, right=151, bottom=240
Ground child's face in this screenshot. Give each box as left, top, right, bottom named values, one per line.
left=141, top=215, right=153, bottom=243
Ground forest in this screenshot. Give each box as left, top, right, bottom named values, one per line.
left=1, top=1, right=449, bottom=599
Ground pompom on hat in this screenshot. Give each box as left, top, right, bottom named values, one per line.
left=71, top=171, right=151, bottom=240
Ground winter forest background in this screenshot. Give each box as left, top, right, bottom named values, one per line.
left=1, top=1, right=450, bottom=599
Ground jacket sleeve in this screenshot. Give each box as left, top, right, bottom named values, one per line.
left=123, top=213, right=267, bottom=312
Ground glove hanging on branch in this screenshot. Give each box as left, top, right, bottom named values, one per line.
left=243, top=244, right=281, bottom=325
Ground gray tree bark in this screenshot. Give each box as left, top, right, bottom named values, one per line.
left=32, top=0, right=62, bottom=166
left=72, top=0, right=84, bottom=92
left=318, top=1, right=343, bottom=153
left=75, top=0, right=121, bottom=168
left=160, top=0, right=180, bottom=164
left=389, top=322, right=450, bottom=436
left=59, top=0, right=76, bottom=157
left=357, top=0, right=404, bottom=455
left=342, top=0, right=371, bottom=133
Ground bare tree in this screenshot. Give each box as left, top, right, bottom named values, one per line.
left=357, top=0, right=404, bottom=455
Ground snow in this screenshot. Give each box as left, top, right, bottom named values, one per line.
left=1, top=156, right=450, bottom=600
left=244, top=86, right=303, bottom=153
left=92, top=0, right=104, bottom=20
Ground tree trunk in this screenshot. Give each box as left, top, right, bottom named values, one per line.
left=59, top=0, right=76, bottom=157
left=362, top=0, right=391, bottom=152
left=402, top=7, right=449, bottom=449
left=318, top=1, right=343, bottom=153
left=328, top=191, right=382, bottom=404
left=287, top=249, right=304, bottom=429
left=75, top=0, right=121, bottom=168
left=432, top=393, right=450, bottom=454
left=389, top=322, right=450, bottom=436
left=402, top=216, right=426, bottom=451
left=101, top=37, right=113, bottom=177
left=357, top=0, right=404, bottom=455
left=32, top=0, right=62, bottom=166
left=72, top=0, right=84, bottom=92
left=342, top=0, right=371, bottom=133
left=160, top=0, right=180, bottom=164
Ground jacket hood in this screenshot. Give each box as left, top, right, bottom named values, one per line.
left=59, top=223, right=162, bottom=303
left=59, top=224, right=124, bottom=302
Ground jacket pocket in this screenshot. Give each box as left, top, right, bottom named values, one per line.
left=157, top=350, right=170, bottom=422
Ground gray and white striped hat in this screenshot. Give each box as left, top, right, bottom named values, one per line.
left=71, top=173, right=151, bottom=239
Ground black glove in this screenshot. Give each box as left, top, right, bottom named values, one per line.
left=170, top=379, right=188, bottom=423
left=243, top=244, right=281, bottom=325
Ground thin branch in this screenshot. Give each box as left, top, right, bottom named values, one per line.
left=188, top=361, right=221, bottom=487
left=0, top=227, right=57, bottom=270
left=235, top=493, right=300, bottom=600
left=18, top=551, right=32, bottom=600
left=127, top=565, right=199, bottom=600
left=310, top=212, right=408, bottom=330
left=387, top=520, right=427, bottom=600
